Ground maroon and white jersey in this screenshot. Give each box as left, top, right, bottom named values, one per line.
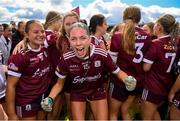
left=8, top=44, right=51, bottom=105
left=90, top=35, right=107, bottom=50
left=143, top=35, right=178, bottom=96
left=55, top=45, right=120, bottom=95
left=109, top=27, right=151, bottom=87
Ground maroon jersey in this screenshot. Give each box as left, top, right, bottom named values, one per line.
left=143, top=35, right=178, bottom=96
left=90, top=35, right=107, bottom=50
left=8, top=44, right=51, bottom=105
left=55, top=45, right=120, bottom=95
left=109, top=27, right=151, bottom=87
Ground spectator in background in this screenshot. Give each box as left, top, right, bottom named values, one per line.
left=0, top=24, right=3, bottom=37
left=0, top=24, right=12, bottom=65
left=11, top=21, right=26, bottom=54
left=10, top=21, right=17, bottom=34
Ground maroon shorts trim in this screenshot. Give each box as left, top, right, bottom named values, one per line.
left=0, top=96, right=5, bottom=104
left=141, top=88, right=166, bottom=104
left=70, top=87, right=106, bottom=101
left=109, top=82, right=142, bottom=102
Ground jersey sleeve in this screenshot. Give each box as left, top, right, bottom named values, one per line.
left=7, top=54, right=26, bottom=77
left=104, top=53, right=120, bottom=74
left=109, top=33, right=121, bottom=63
left=143, top=42, right=158, bottom=64
left=55, top=56, right=68, bottom=79
left=44, top=31, right=58, bottom=48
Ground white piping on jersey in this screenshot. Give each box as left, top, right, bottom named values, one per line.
left=143, top=58, right=154, bottom=64
left=91, top=35, right=104, bottom=45
left=159, top=35, right=170, bottom=39
left=55, top=71, right=66, bottom=79
left=112, top=67, right=120, bottom=74
left=108, top=51, right=118, bottom=63
left=64, top=51, right=75, bottom=58
left=27, top=44, right=41, bottom=52
left=94, top=48, right=107, bottom=57
left=8, top=70, right=21, bottom=77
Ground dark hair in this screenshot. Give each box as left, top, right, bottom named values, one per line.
left=157, top=14, right=179, bottom=50
left=2, top=23, right=9, bottom=31
left=89, top=14, right=105, bottom=34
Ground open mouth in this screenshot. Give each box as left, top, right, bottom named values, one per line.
left=75, top=47, right=85, bottom=57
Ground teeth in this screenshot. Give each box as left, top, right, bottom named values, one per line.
left=76, top=48, right=84, bottom=51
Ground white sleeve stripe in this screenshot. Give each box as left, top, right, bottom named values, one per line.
left=143, top=58, right=154, bottom=64
left=112, top=67, right=120, bottom=74
left=8, top=70, right=21, bottom=77
left=108, top=51, right=118, bottom=56
left=55, top=71, right=66, bottom=79
left=44, top=39, right=49, bottom=48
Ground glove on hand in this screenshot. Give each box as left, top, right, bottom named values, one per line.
left=41, top=97, right=53, bottom=112
left=123, top=76, right=137, bottom=91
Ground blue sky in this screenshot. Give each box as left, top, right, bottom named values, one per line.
left=0, top=0, right=180, bottom=25
left=72, top=0, right=180, bottom=8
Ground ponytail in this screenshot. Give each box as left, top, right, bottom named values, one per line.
left=169, top=22, right=179, bottom=51
left=122, top=19, right=136, bottom=55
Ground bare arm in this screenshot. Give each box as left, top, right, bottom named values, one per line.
left=12, top=39, right=27, bottom=55
left=6, top=75, right=19, bottom=120
left=116, top=69, right=128, bottom=81
left=169, top=74, right=180, bottom=102
left=143, top=63, right=152, bottom=72
left=48, top=78, right=65, bottom=100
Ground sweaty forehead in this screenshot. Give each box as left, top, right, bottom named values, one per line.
left=70, top=27, right=87, bottom=36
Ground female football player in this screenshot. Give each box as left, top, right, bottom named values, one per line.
left=41, top=22, right=136, bottom=120
left=142, top=14, right=179, bottom=120
left=108, top=6, right=152, bottom=120
left=6, top=20, right=51, bottom=120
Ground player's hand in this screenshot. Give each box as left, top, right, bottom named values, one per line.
left=12, top=39, right=27, bottom=55
left=168, top=91, right=175, bottom=102
left=123, top=76, right=137, bottom=91
left=41, top=97, right=53, bottom=112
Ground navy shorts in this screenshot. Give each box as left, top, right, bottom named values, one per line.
left=141, top=88, right=166, bottom=104
left=109, top=82, right=142, bottom=102
left=172, top=93, right=180, bottom=110
left=0, top=96, right=5, bottom=104
left=70, top=87, right=106, bottom=101
left=15, top=92, right=48, bottom=118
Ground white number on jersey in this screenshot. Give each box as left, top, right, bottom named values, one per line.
left=133, top=43, right=144, bottom=63
left=165, top=52, right=176, bottom=72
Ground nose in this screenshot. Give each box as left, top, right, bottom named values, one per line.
left=76, top=38, right=81, bottom=45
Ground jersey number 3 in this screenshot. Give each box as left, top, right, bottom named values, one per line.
left=133, top=43, right=144, bottom=63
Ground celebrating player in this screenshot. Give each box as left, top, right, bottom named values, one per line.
left=142, top=14, right=179, bottom=120
left=41, top=22, right=136, bottom=120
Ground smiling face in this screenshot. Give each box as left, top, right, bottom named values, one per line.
left=64, top=16, right=79, bottom=34
left=26, top=21, right=45, bottom=49
left=68, top=25, right=91, bottom=58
